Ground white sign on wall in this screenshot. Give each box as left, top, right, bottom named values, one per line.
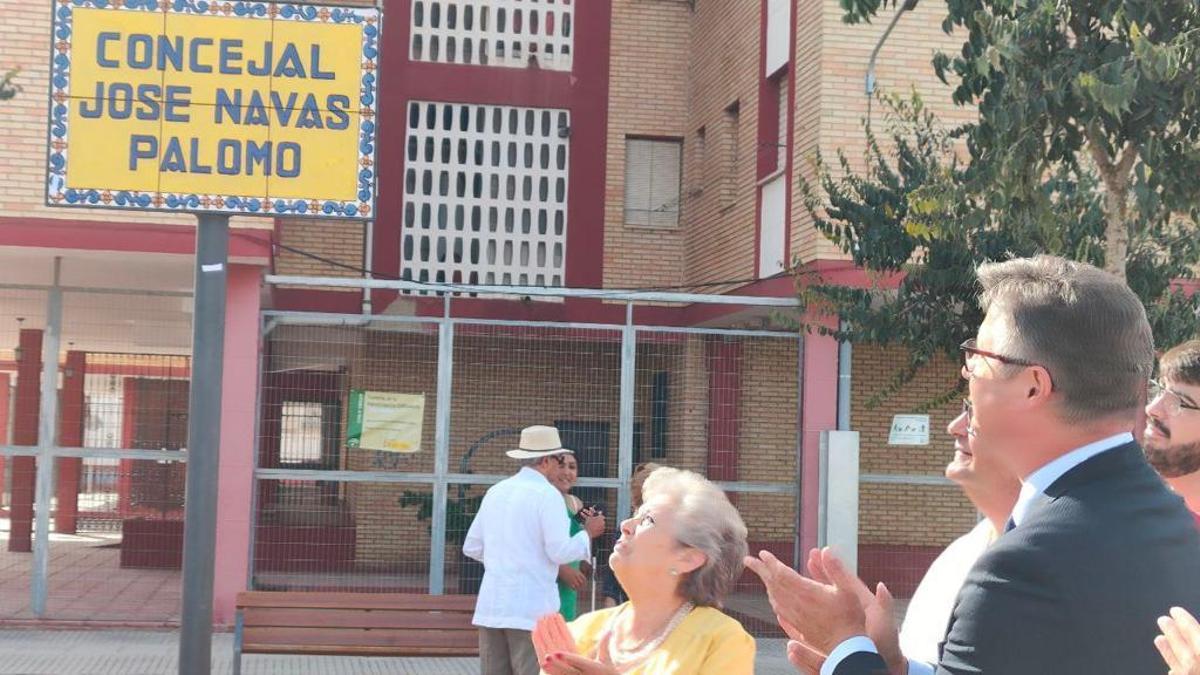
left=888, top=414, right=931, bottom=446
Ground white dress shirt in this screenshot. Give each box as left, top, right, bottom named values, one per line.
left=898, top=519, right=995, bottom=665
left=463, top=466, right=592, bottom=630
left=823, top=432, right=1134, bottom=675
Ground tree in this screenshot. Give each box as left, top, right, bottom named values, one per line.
left=840, top=0, right=1200, bottom=282
left=799, top=92, right=1200, bottom=406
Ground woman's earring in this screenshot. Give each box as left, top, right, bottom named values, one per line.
left=669, top=568, right=678, bottom=576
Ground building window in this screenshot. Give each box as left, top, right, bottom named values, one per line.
left=765, top=0, right=791, bottom=76
left=760, top=73, right=788, bottom=177
left=624, top=138, right=682, bottom=227
left=410, top=0, right=574, bottom=72
left=280, top=402, right=324, bottom=464
left=402, top=101, right=570, bottom=287
left=722, top=100, right=741, bottom=209
left=777, top=77, right=789, bottom=171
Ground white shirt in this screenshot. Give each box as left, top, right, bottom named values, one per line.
left=463, top=466, right=592, bottom=630
left=824, top=432, right=1134, bottom=675
left=898, top=520, right=996, bottom=665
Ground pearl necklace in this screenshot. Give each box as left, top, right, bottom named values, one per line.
left=600, top=601, right=694, bottom=673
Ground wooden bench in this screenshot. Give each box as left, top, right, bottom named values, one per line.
left=233, top=591, right=479, bottom=674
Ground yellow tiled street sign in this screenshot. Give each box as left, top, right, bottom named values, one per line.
left=46, top=0, right=380, bottom=219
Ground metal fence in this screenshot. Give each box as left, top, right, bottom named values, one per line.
left=254, top=279, right=805, bottom=636
left=0, top=276, right=190, bottom=624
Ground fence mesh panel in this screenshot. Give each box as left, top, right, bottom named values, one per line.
left=451, top=324, right=623, bottom=479
left=253, top=479, right=432, bottom=593
left=0, top=288, right=191, bottom=624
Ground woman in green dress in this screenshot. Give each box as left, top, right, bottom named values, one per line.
left=554, top=453, right=587, bottom=619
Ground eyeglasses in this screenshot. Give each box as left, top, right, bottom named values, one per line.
left=961, top=398, right=978, bottom=437
left=960, top=338, right=1042, bottom=379
left=1148, top=379, right=1200, bottom=418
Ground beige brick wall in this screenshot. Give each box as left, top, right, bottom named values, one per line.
left=792, top=0, right=975, bottom=264
left=601, top=0, right=691, bottom=289
left=0, top=0, right=271, bottom=229
left=851, top=343, right=978, bottom=546
left=275, top=217, right=366, bottom=277
left=679, top=0, right=761, bottom=287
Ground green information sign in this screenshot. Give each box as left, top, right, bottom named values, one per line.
left=346, top=390, right=426, bottom=453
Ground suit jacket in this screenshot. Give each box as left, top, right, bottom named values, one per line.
left=835, top=441, right=1200, bottom=675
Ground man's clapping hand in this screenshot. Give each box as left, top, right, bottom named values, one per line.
left=1157, top=607, right=1200, bottom=675
left=744, top=547, right=901, bottom=674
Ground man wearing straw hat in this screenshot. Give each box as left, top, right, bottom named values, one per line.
left=464, top=425, right=606, bottom=675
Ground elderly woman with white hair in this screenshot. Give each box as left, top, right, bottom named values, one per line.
left=532, top=466, right=754, bottom=674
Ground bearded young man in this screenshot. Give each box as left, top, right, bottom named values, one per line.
left=1145, top=340, right=1200, bottom=527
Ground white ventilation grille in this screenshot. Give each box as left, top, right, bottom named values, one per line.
left=410, top=0, right=574, bottom=72
left=402, top=101, right=570, bottom=288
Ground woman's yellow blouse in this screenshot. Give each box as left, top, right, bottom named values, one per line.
left=562, top=604, right=755, bottom=674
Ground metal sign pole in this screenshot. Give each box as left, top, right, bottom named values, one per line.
left=178, top=213, right=229, bottom=675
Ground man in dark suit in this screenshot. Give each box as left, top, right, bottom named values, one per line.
left=747, top=256, right=1200, bottom=675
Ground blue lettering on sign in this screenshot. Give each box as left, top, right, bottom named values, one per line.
left=127, top=34, right=153, bottom=69
left=189, top=37, right=213, bottom=73
left=187, top=137, right=212, bottom=174
left=270, top=91, right=298, bottom=126
left=273, top=43, right=305, bottom=78
left=82, top=82, right=166, bottom=120
left=311, top=44, right=334, bottom=80
left=219, top=38, right=243, bottom=75
left=215, top=88, right=242, bottom=123
left=90, top=35, right=337, bottom=79
left=160, top=136, right=186, bottom=172
left=243, top=90, right=270, bottom=126
left=157, top=35, right=184, bottom=71
left=163, top=85, right=191, bottom=123
left=136, top=83, right=161, bottom=121
left=79, top=81, right=105, bottom=118
left=277, top=142, right=301, bottom=177
left=246, top=140, right=271, bottom=175
left=97, top=32, right=120, bottom=68
left=129, top=136, right=304, bottom=177
left=108, top=82, right=134, bottom=119
left=129, top=135, right=157, bottom=170
left=217, top=139, right=241, bottom=175
left=326, top=94, right=350, bottom=130
left=296, top=96, right=323, bottom=128
left=247, top=42, right=271, bottom=76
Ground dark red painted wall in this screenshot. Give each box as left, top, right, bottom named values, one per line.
left=371, top=0, right=613, bottom=314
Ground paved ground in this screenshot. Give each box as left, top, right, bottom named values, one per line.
left=0, top=629, right=797, bottom=674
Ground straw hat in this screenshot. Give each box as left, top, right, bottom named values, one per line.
left=505, top=425, right=574, bottom=460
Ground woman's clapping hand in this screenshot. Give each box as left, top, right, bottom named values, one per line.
left=532, top=613, right=618, bottom=675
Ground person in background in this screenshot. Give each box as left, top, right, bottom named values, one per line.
left=1144, top=340, right=1200, bottom=525
left=782, top=398, right=1022, bottom=675
left=555, top=453, right=590, bottom=620
left=533, top=467, right=754, bottom=674
left=600, top=462, right=661, bottom=608
left=896, top=398, right=1021, bottom=666
left=1144, top=341, right=1200, bottom=675
left=464, top=425, right=606, bottom=675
